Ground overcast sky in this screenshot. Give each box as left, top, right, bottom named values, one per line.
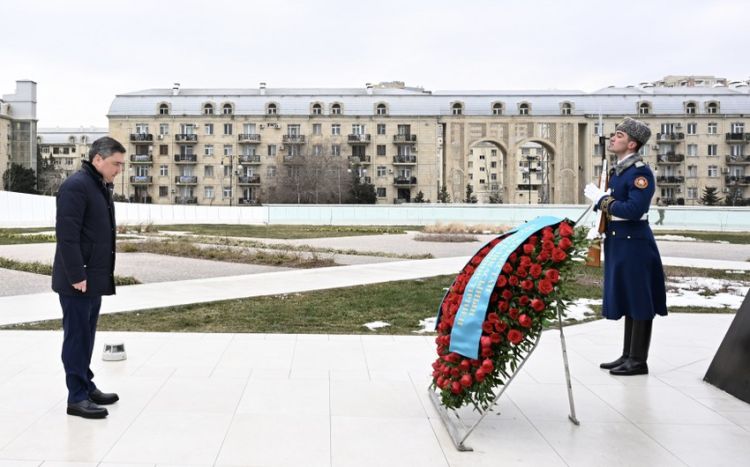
left=1, top=0, right=747, bottom=127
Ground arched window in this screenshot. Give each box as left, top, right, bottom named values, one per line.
left=706, top=101, right=719, bottom=114
left=80, top=136, right=87, bottom=144
left=561, top=102, right=572, bottom=115
left=222, top=103, right=234, bottom=115
left=452, top=102, right=463, bottom=115
left=638, top=101, right=651, bottom=115
left=158, top=103, right=170, bottom=115
left=266, top=103, right=277, bottom=115
left=331, top=103, right=342, bottom=115
left=492, top=102, right=504, bottom=115
left=376, top=103, right=387, bottom=116
left=685, top=102, right=697, bottom=114
left=203, top=103, right=214, bottom=115
left=519, top=102, right=530, bottom=115
left=312, top=103, right=322, bottom=115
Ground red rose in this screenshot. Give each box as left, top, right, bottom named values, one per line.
left=516, top=267, right=528, bottom=278
left=508, top=329, right=524, bottom=345
left=481, top=347, right=493, bottom=357
left=542, top=240, right=555, bottom=251
left=460, top=374, right=473, bottom=388
left=481, top=359, right=494, bottom=372
left=432, top=370, right=440, bottom=379
left=531, top=298, right=546, bottom=312
left=502, top=289, right=513, bottom=300
left=465, top=265, right=475, bottom=275
left=502, top=263, right=513, bottom=274
left=482, top=322, right=494, bottom=333
left=528, top=235, right=538, bottom=245
left=559, top=222, right=574, bottom=237
left=437, top=376, right=446, bottom=388
left=509, top=308, right=520, bottom=320
left=545, top=269, right=560, bottom=283
left=518, top=314, right=533, bottom=328
left=494, top=321, right=508, bottom=332
left=508, top=276, right=519, bottom=287
left=558, top=237, right=572, bottom=251
left=523, top=244, right=535, bottom=255
left=520, top=255, right=532, bottom=266
left=487, top=312, right=500, bottom=323
left=509, top=252, right=518, bottom=263
left=498, top=300, right=509, bottom=312
left=451, top=381, right=462, bottom=394
left=518, top=295, right=530, bottom=306
left=475, top=369, right=486, bottom=382
left=480, top=246, right=491, bottom=256
left=552, top=248, right=567, bottom=263
left=537, top=251, right=550, bottom=262
left=460, top=359, right=471, bottom=371
left=542, top=227, right=554, bottom=240
left=537, top=279, right=554, bottom=295
left=496, top=275, right=508, bottom=287
left=529, top=263, right=542, bottom=278
left=521, top=280, right=535, bottom=291
left=490, top=333, right=502, bottom=344
left=451, top=368, right=460, bottom=377
left=480, top=335, right=492, bottom=348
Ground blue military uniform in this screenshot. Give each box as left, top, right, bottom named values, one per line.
left=596, top=155, right=667, bottom=320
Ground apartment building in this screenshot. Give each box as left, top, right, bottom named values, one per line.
left=37, top=127, right=108, bottom=177
left=108, top=78, right=750, bottom=205
left=0, top=80, right=38, bottom=188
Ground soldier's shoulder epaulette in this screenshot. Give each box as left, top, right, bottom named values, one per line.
left=635, top=161, right=646, bottom=168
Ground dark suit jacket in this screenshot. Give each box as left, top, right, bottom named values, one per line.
left=52, top=161, right=117, bottom=296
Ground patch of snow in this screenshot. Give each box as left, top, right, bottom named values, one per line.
left=363, top=321, right=390, bottom=331
left=414, top=317, right=436, bottom=333
left=656, top=235, right=698, bottom=242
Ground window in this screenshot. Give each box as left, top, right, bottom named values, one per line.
left=159, top=186, right=168, bottom=197
left=687, top=123, right=697, bottom=135
left=352, top=124, right=365, bottom=135
left=331, top=144, right=340, bottom=156
left=267, top=166, right=277, bottom=177
left=687, top=187, right=698, bottom=199
left=223, top=145, right=233, bottom=156
left=687, top=165, right=697, bottom=178
left=160, top=165, right=168, bottom=176
left=377, top=144, right=386, bottom=156
left=377, top=166, right=386, bottom=177
left=491, top=173, right=497, bottom=181
left=223, top=187, right=232, bottom=198
left=706, top=101, right=719, bottom=114
left=180, top=123, right=195, bottom=135
left=467, top=161, right=474, bottom=169
left=491, top=161, right=497, bottom=168
left=158, top=103, right=169, bottom=115
left=204, top=186, right=214, bottom=199
left=492, top=102, right=504, bottom=115
left=224, top=123, right=232, bottom=135
left=313, top=144, right=323, bottom=156
left=479, top=166, right=486, bottom=172
left=312, top=103, right=322, bottom=115
left=224, top=165, right=232, bottom=177
left=687, top=144, right=697, bottom=157
left=376, top=103, right=387, bottom=115
left=266, top=103, right=277, bottom=115
left=732, top=122, right=745, bottom=133
left=156, top=144, right=167, bottom=155
left=638, top=102, right=651, bottom=115
left=135, top=123, right=149, bottom=134
left=267, top=144, right=277, bottom=156
left=204, top=144, right=214, bottom=156
left=205, top=123, right=214, bottom=135
left=159, top=123, right=169, bottom=135
left=708, top=165, right=718, bottom=177
left=203, top=103, right=214, bottom=115
left=222, top=103, right=233, bottom=115
left=397, top=124, right=411, bottom=135
left=377, top=124, right=386, bottom=135
left=708, top=123, right=718, bottom=134
left=452, top=102, right=463, bottom=115
left=731, top=144, right=744, bottom=157
left=331, top=103, right=342, bottom=115
left=377, top=187, right=386, bottom=198
left=561, top=102, right=572, bottom=115
left=708, top=144, right=718, bottom=156
left=685, top=102, right=696, bottom=114
left=204, top=166, right=214, bottom=177
left=243, top=123, right=256, bottom=134
left=479, top=179, right=485, bottom=184
left=312, top=123, right=322, bottom=135
left=287, top=124, right=300, bottom=136
left=519, top=103, right=530, bottom=115
left=331, top=124, right=341, bottom=135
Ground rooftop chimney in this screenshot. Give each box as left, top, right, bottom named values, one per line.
left=259, top=82, right=267, bottom=96
left=172, top=83, right=180, bottom=96
left=366, top=83, right=373, bottom=95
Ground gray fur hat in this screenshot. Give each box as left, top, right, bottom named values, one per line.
left=616, top=117, right=651, bottom=145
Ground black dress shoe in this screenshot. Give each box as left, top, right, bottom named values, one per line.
left=89, top=388, right=119, bottom=405
left=600, top=355, right=629, bottom=369
left=609, top=358, right=649, bottom=376
left=67, top=399, right=108, bottom=419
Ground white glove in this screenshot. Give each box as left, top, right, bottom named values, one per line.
left=585, top=227, right=601, bottom=240
left=584, top=183, right=611, bottom=205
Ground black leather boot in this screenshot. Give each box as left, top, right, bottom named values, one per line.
left=600, top=316, right=633, bottom=369
left=610, top=319, right=652, bottom=376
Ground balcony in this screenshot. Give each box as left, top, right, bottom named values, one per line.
left=726, top=132, right=750, bottom=143
left=130, top=154, right=153, bottom=164
left=174, top=196, right=198, bottom=204
left=348, top=134, right=371, bottom=144
left=174, top=175, right=198, bottom=185
left=282, top=155, right=305, bottom=164
left=657, top=176, right=685, bottom=184
left=174, top=154, right=198, bottom=163
left=393, top=134, right=417, bottom=144
left=130, top=133, right=153, bottom=142
left=394, top=176, right=418, bottom=186
left=726, top=155, right=750, bottom=164
left=238, top=198, right=261, bottom=206
left=238, top=134, right=262, bottom=143
left=393, top=155, right=417, bottom=165
left=657, top=153, right=685, bottom=164
left=348, top=155, right=371, bottom=165
left=282, top=135, right=306, bottom=145
left=129, top=175, right=152, bottom=184
left=237, top=175, right=261, bottom=185
left=129, top=195, right=153, bottom=204
left=726, top=175, right=750, bottom=185
left=238, top=154, right=261, bottom=164
left=656, top=132, right=685, bottom=142
left=175, top=134, right=198, bottom=143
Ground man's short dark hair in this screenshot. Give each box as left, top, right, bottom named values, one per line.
left=89, top=137, right=126, bottom=162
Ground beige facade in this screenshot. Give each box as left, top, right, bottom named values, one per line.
left=108, top=80, right=750, bottom=206
left=37, top=128, right=108, bottom=178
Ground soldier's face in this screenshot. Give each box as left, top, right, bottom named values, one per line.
left=608, top=131, right=637, bottom=154
left=92, top=152, right=125, bottom=183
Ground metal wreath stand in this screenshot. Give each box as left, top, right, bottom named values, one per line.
left=429, top=208, right=596, bottom=451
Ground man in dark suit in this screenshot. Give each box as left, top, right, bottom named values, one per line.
left=52, top=136, right=126, bottom=418
left=584, top=118, right=668, bottom=376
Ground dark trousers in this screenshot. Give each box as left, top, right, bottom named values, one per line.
left=59, top=294, right=101, bottom=403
